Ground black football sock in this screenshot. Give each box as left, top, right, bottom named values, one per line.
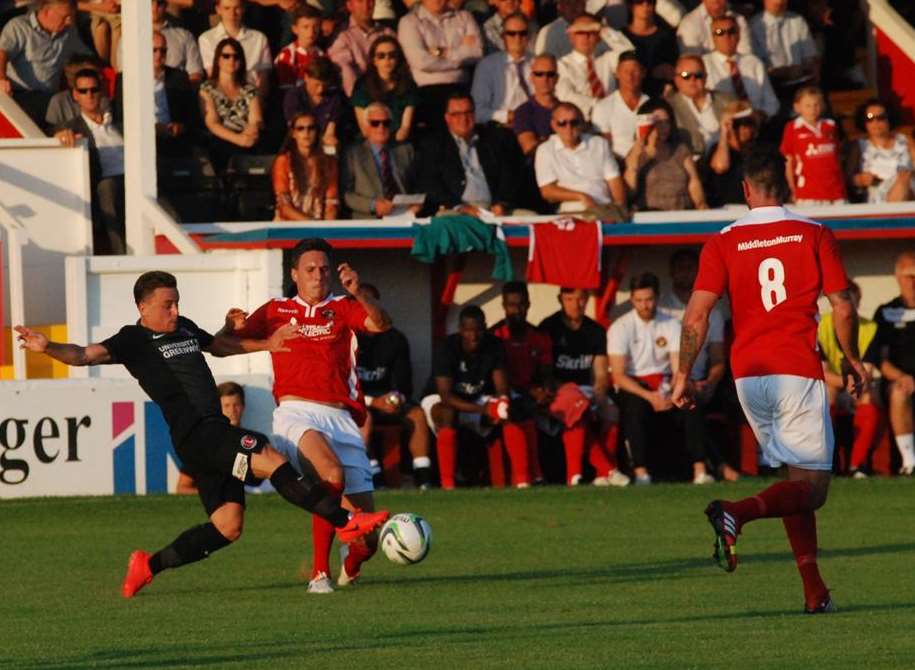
left=270, top=462, right=350, bottom=528
left=148, top=522, right=232, bottom=575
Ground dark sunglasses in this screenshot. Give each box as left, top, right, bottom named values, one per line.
left=374, top=51, right=398, bottom=60
left=713, top=27, right=738, bottom=36
left=294, top=124, right=318, bottom=131
left=555, top=118, right=581, bottom=128
left=678, top=71, right=706, bottom=80
left=153, top=47, right=167, bottom=54
left=503, top=30, right=528, bottom=37
left=76, top=86, right=100, bottom=94
left=220, top=52, right=240, bottom=60
left=865, top=112, right=888, bottom=122
left=532, top=70, right=558, bottom=78
left=631, top=0, right=655, bottom=4
left=369, top=119, right=392, bottom=127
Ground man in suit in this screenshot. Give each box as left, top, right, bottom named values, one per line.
left=53, top=67, right=125, bottom=255
left=416, top=91, right=525, bottom=217
left=114, top=31, right=199, bottom=157
left=341, top=102, right=418, bottom=220
left=665, top=54, right=735, bottom=155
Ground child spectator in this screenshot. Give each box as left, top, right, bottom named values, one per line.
left=275, top=5, right=325, bottom=90
left=780, top=86, right=846, bottom=205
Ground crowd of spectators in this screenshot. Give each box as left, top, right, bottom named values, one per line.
left=0, top=0, right=908, bottom=251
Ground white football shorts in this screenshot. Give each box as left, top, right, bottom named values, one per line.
left=272, top=400, right=373, bottom=495
left=734, top=375, right=834, bottom=471
left=420, top=394, right=495, bottom=437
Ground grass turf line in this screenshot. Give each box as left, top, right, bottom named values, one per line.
left=3, top=478, right=915, bottom=669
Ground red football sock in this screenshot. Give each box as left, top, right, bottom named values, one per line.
left=343, top=537, right=376, bottom=578
left=726, top=480, right=815, bottom=527
left=562, top=423, right=586, bottom=484
left=850, top=403, right=880, bottom=470
left=436, top=427, right=457, bottom=490
left=310, top=480, right=343, bottom=578
left=521, top=419, right=542, bottom=482
left=587, top=428, right=612, bottom=478
left=783, top=512, right=829, bottom=608
left=502, top=421, right=530, bottom=486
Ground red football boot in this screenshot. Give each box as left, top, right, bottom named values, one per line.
left=121, top=550, right=153, bottom=599
left=336, top=509, right=389, bottom=544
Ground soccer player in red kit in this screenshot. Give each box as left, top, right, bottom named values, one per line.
left=672, top=147, right=867, bottom=614
left=229, top=238, right=393, bottom=594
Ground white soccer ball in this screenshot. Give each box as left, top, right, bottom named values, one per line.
left=379, top=513, right=432, bottom=565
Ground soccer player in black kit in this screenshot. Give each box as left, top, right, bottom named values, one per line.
left=14, top=271, right=388, bottom=598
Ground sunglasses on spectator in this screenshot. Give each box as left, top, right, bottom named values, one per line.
left=369, top=119, right=392, bottom=127
left=532, top=70, right=558, bottom=78
left=555, top=118, right=581, bottom=127
left=374, top=50, right=398, bottom=60
left=294, top=124, right=318, bottom=131
left=631, top=0, right=655, bottom=4
left=76, top=86, right=100, bottom=94
left=503, top=30, right=528, bottom=37
left=220, top=52, right=240, bottom=60
left=678, top=71, right=706, bottom=80
left=571, top=31, right=599, bottom=37
left=713, top=27, right=738, bottom=36
left=153, top=47, right=167, bottom=54
left=865, top=112, right=888, bottom=122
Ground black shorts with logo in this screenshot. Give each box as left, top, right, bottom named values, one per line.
left=178, top=419, right=269, bottom=516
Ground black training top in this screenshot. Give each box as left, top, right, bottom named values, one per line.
left=870, top=297, right=915, bottom=375
left=357, top=328, right=414, bottom=398
left=426, top=333, right=506, bottom=401
left=538, top=311, right=606, bottom=387
left=101, top=316, right=223, bottom=445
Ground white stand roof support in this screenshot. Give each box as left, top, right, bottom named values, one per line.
left=121, top=0, right=200, bottom=255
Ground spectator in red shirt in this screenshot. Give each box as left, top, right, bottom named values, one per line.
left=274, top=5, right=324, bottom=91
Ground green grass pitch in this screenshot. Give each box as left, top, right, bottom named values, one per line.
left=4, top=478, right=915, bottom=669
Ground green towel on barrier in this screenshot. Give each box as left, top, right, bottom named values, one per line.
left=410, top=214, right=514, bottom=281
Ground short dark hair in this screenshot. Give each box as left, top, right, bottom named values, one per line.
left=502, top=280, right=529, bottom=300
left=360, top=282, right=380, bottom=300
left=559, top=286, right=587, bottom=295
left=133, top=271, right=177, bottom=304
left=669, top=248, right=699, bottom=268
left=617, top=50, right=640, bottom=67
left=445, top=90, right=474, bottom=112
left=743, top=145, right=790, bottom=201
left=629, top=272, right=660, bottom=294
left=855, top=97, right=900, bottom=132
left=305, top=57, right=341, bottom=86
left=293, top=4, right=323, bottom=21
left=289, top=237, right=334, bottom=268
left=458, top=304, right=486, bottom=327
left=217, top=381, right=245, bottom=403
left=73, top=68, right=101, bottom=86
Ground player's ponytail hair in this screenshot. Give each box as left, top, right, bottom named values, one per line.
left=743, top=145, right=790, bottom=203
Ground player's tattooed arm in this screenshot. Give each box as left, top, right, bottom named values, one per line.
left=14, top=326, right=111, bottom=365
left=827, top=288, right=869, bottom=398
left=678, top=324, right=702, bottom=377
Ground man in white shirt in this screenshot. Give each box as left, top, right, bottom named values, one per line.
left=198, top=0, right=272, bottom=97
left=607, top=271, right=714, bottom=485
left=592, top=49, right=649, bottom=160
left=703, top=15, right=778, bottom=119
left=665, top=54, right=735, bottom=155
left=152, top=0, right=204, bottom=85
left=471, top=12, right=534, bottom=126
left=556, top=14, right=619, bottom=122
left=535, top=0, right=632, bottom=59
left=535, top=101, right=625, bottom=213
left=749, top=0, right=818, bottom=92
left=677, top=0, right=751, bottom=55
left=53, top=68, right=124, bottom=254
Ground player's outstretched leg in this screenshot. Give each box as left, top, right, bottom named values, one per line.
left=337, top=492, right=380, bottom=587
left=309, top=480, right=343, bottom=594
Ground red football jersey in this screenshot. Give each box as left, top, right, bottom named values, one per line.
left=694, top=206, right=848, bottom=380
left=527, top=219, right=602, bottom=289
left=490, top=320, right=553, bottom=390
left=779, top=117, right=846, bottom=201
left=237, top=293, right=369, bottom=424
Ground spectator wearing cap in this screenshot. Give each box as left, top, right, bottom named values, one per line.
left=676, top=0, right=751, bottom=56
left=556, top=13, right=618, bottom=122
left=398, top=0, right=483, bottom=132
left=341, top=102, right=418, bottom=219
left=621, top=0, right=680, bottom=98
left=749, top=0, right=818, bottom=94
left=199, top=0, right=272, bottom=98
left=607, top=271, right=714, bottom=485
left=702, top=14, right=778, bottom=119
left=471, top=12, right=534, bottom=126
left=535, top=101, right=625, bottom=213
left=0, top=0, right=91, bottom=126
left=623, top=98, right=706, bottom=210
left=592, top=50, right=649, bottom=160
left=665, top=53, right=734, bottom=155
left=513, top=53, right=559, bottom=156
left=327, top=0, right=394, bottom=96
left=702, top=100, right=758, bottom=206
left=152, top=0, right=204, bottom=85
left=535, top=0, right=632, bottom=59
left=415, top=91, right=523, bottom=216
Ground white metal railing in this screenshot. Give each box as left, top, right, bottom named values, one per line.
left=0, top=201, right=28, bottom=379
